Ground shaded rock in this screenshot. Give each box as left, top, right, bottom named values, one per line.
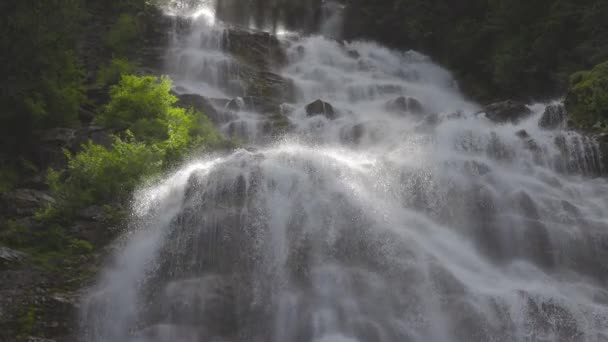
left=385, top=96, right=424, bottom=116
left=516, top=130, right=530, bottom=139
left=346, top=49, right=360, bottom=59
left=224, top=28, right=286, bottom=68
left=516, top=130, right=540, bottom=151
left=40, top=128, right=76, bottom=145
left=69, top=220, right=109, bottom=244
left=0, top=189, right=55, bottom=217
left=175, top=93, right=222, bottom=124
left=228, top=96, right=282, bottom=115
left=340, top=123, right=365, bottom=144
left=71, top=126, right=113, bottom=152
left=539, top=104, right=566, bottom=129
left=376, top=84, right=404, bottom=96
left=306, top=99, right=336, bottom=119
left=0, top=247, right=26, bottom=267
left=37, top=126, right=111, bottom=169
left=481, top=100, right=531, bottom=124
left=462, top=160, right=492, bottom=176
left=226, top=97, right=245, bottom=112
left=77, top=205, right=107, bottom=222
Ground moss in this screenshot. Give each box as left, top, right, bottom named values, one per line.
left=17, top=306, right=37, bottom=338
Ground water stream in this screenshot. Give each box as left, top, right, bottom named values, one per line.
left=80, top=2, right=608, bottom=341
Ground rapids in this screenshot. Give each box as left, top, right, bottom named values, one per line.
left=80, top=1, right=608, bottom=341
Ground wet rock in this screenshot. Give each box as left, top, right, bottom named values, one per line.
left=516, top=130, right=530, bottom=139
left=240, top=96, right=282, bottom=114
left=0, top=189, right=55, bottom=217
left=306, top=99, right=336, bottom=119
left=538, top=104, right=566, bottom=129
left=40, top=128, right=76, bottom=145
left=462, top=160, right=492, bottom=176
left=481, top=100, right=532, bottom=124
left=346, top=49, right=360, bottom=59
left=175, top=93, right=222, bottom=123
left=516, top=130, right=540, bottom=151
left=226, top=97, right=244, bottom=112
left=36, top=126, right=112, bottom=169
left=72, top=126, right=113, bottom=151
left=77, top=205, right=107, bottom=222
left=385, top=96, right=424, bottom=116
left=0, top=247, right=26, bottom=267
left=340, top=123, right=365, bottom=144
left=36, top=128, right=77, bottom=169
left=224, top=28, right=286, bottom=68
left=561, top=200, right=581, bottom=218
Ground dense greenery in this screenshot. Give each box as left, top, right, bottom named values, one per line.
left=44, top=75, right=224, bottom=220
left=0, top=1, right=85, bottom=151
left=344, top=0, right=608, bottom=101
left=0, top=0, right=158, bottom=160
left=565, top=61, right=608, bottom=130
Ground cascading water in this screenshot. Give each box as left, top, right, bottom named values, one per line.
left=81, top=1, right=608, bottom=341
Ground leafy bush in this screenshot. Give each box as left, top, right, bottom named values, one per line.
left=565, top=61, right=608, bottom=130
left=45, top=74, right=225, bottom=220
left=97, top=75, right=176, bottom=130
left=158, top=107, right=224, bottom=165
left=96, top=58, right=138, bottom=87
left=104, top=14, right=140, bottom=54
left=48, top=134, right=163, bottom=215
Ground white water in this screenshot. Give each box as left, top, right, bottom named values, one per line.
left=81, top=2, right=608, bottom=341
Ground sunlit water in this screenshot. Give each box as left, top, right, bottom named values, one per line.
left=80, top=1, right=608, bottom=341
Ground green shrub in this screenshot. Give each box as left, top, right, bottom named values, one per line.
left=157, top=107, right=224, bottom=165
left=48, top=134, right=163, bottom=215
left=104, top=14, right=140, bottom=54
left=96, top=58, right=138, bottom=87
left=97, top=75, right=176, bottom=130
left=565, top=61, right=608, bottom=130
left=46, top=74, right=225, bottom=220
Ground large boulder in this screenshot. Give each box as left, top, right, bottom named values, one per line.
left=385, top=96, right=425, bottom=116
left=72, top=126, right=113, bottom=151
left=305, top=100, right=336, bottom=119
left=175, top=93, right=222, bottom=123
left=539, top=104, right=567, bottom=129
left=481, top=100, right=532, bottom=124
left=224, top=28, right=286, bottom=68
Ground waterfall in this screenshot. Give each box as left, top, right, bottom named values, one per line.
left=80, top=2, right=608, bottom=341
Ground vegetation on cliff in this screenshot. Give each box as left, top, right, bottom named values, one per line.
left=344, top=0, right=608, bottom=102
left=565, top=61, right=608, bottom=131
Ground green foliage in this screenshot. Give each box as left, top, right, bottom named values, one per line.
left=98, top=75, right=176, bottom=130
left=49, top=135, right=163, bottom=214
left=46, top=74, right=225, bottom=219
left=104, top=14, right=140, bottom=55
left=565, top=61, right=608, bottom=130
left=0, top=1, right=85, bottom=152
left=18, top=306, right=37, bottom=337
left=159, top=107, right=224, bottom=164
left=344, top=0, right=608, bottom=101
left=96, top=58, right=138, bottom=87
left=0, top=220, right=95, bottom=270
